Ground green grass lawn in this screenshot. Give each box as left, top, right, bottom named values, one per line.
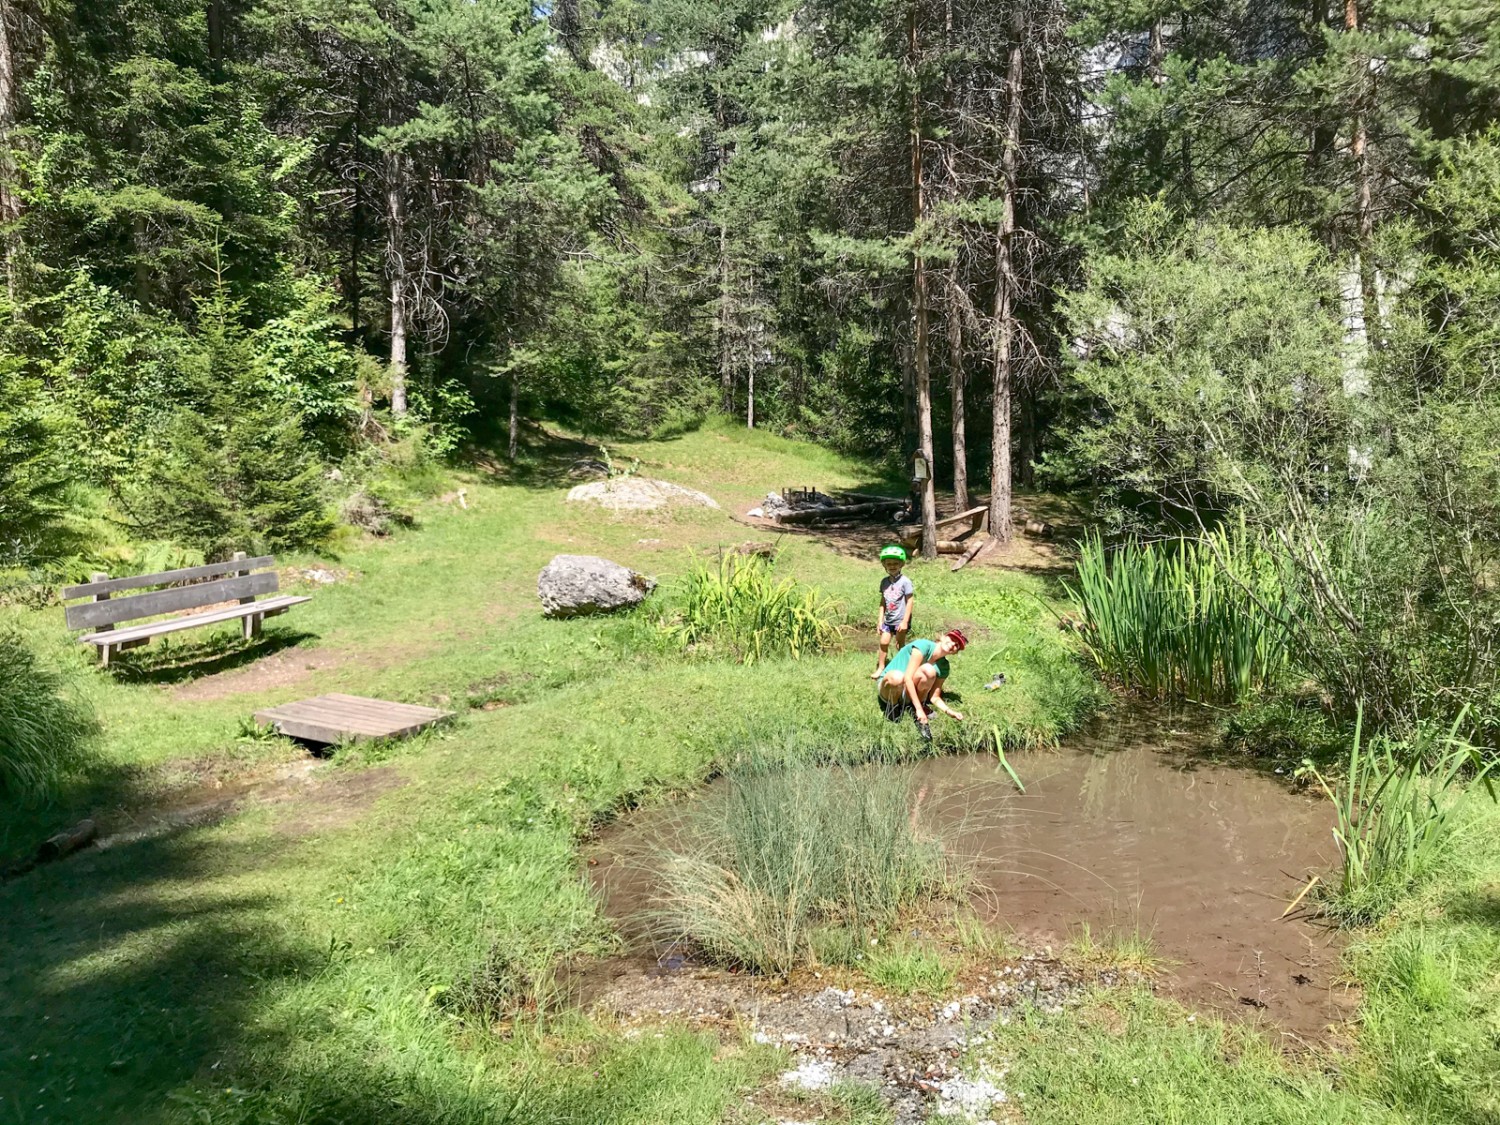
left=3, top=419, right=1498, bottom=1125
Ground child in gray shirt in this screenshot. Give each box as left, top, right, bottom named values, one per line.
left=871, top=544, right=915, bottom=679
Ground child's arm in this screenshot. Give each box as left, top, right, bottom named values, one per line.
left=899, top=593, right=914, bottom=633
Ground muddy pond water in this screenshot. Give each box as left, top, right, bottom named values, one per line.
left=591, top=709, right=1354, bottom=1043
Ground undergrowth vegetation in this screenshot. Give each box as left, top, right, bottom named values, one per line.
left=1305, top=710, right=1495, bottom=925
left=654, top=754, right=963, bottom=975
left=1067, top=528, right=1289, bottom=704
left=0, top=629, right=97, bottom=801
left=658, top=551, right=842, bottom=662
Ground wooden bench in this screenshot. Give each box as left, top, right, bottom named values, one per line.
left=63, top=552, right=311, bottom=666
left=898, top=505, right=990, bottom=553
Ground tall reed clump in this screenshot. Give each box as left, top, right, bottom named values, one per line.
left=653, top=757, right=960, bottom=975
left=1066, top=526, right=1289, bottom=703
left=0, top=629, right=98, bottom=801
left=663, top=552, right=840, bottom=663
left=1306, top=708, right=1494, bottom=925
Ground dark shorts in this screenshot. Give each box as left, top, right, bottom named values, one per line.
left=876, top=688, right=908, bottom=723
left=880, top=619, right=908, bottom=638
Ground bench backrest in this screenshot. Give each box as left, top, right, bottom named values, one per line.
left=63, top=555, right=279, bottom=632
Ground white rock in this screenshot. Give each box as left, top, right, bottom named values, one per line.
left=778, top=1059, right=836, bottom=1091
left=566, top=478, right=719, bottom=511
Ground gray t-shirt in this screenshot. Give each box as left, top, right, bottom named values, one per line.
left=880, top=574, right=914, bottom=629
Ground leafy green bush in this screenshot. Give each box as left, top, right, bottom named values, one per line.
left=1305, top=710, right=1495, bottom=925
left=1066, top=526, right=1289, bottom=704
left=654, top=756, right=961, bottom=975
left=660, top=552, right=841, bottom=663
left=0, top=631, right=97, bottom=801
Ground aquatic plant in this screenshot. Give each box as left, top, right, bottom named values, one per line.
left=653, top=757, right=962, bottom=975
left=660, top=551, right=841, bottom=663
left=0, top=629, right=97, bottom=801
left=1307, top=708, right=1494, bottom=925
left=1066, top=526, right=1289, bottom=704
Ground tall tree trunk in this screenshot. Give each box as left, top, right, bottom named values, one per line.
left=207, top=0, right=226, bottom=79
left=350, top=66, right=366, bottom=341
left=947, top=279, right=968, bottom=510
left=0, top=0, right=19, bottom=303
left=910, top=6, right=937, bottom=559
left=988, top=16, right=1023, bottom=548
left=1345, top=0, right=1377, bottom=329
left=899, top=332, right=916, bottom=453
left=508, top=372, right=520, bottom=461
left=386, top=150, right=408, bottom=416
left=746, top=340, right=755, bottom=429
left=941, top=0, right=967, bottom=512
left=718, top=213, right=734, bottom=414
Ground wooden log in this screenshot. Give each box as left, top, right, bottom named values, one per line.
left=37, top=819, right=96, bottom=862
left=775, top=499, right=904, bottom=525
left=950, top=537, right=988, bottom=571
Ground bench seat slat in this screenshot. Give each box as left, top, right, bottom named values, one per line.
left=79, top=596, right=310, bottom=646
left=62, top=557, right=277, bottom=599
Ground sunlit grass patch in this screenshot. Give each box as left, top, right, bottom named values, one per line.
left=864, top=939, right=957, bottom=996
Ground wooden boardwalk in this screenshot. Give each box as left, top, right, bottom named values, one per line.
left=254, top=693, right=451, bottom=744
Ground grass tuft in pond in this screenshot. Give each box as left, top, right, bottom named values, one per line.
left=1067, top=526, right=1288, bottom=704
left=653, top=756, right=964, bottom=976
left=658, top=551, right=841, bottom=663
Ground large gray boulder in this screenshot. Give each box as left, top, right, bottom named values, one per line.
left=537, top=554, right=656, bottom=618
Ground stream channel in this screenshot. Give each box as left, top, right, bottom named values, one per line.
left=590, top=707, right=1354, bottom=1044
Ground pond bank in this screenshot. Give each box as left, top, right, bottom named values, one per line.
left=591, top=706, right=1352, bottom=1045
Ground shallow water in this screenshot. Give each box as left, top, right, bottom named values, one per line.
left=592, top=708, right=1353, bottom=1042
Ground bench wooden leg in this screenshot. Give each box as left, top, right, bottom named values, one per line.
left=99, top=643, right=112, bottom=668
left=244, top=614, right=263, bottom=640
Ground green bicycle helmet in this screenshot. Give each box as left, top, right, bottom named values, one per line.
left=879, top=544, right=908, bottom=562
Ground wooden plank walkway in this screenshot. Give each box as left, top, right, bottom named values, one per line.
left=253, top=693, right=452, bottom=744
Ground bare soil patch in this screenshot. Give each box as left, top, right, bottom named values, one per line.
left=583, top=952, right=1105, bottom=1124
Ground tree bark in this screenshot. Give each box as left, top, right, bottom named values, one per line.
left=386, top=149, right=408, bottom=416
left=718, top=212, right=733, bottom=414
left=910, top=5, right=938, bottom=560
left=0, top=0, right=19, bottom=303
left=746, top=340, right=755, bottom=429
left=947, top=279, right=968, bottom=511
left=988, top=16, right=1023, bottom=548
left=1345, top=0, right=1378, bottom=334
left=508, top=372, right=520, bottom=461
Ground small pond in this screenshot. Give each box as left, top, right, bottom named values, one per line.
left=592, top=708, right=1354, bottom=1043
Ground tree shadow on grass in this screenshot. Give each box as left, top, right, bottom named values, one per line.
left=1445, top=885, right=1500, bottom=930
left=0, top=823, right=321, bottom=1125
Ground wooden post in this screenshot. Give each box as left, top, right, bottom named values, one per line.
left=90, top=572, right=113, bottom=666
left=234, top=551, right=261, bottom=640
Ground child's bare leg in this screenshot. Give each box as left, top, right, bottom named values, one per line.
left=872, top=628, right=892, bottom=678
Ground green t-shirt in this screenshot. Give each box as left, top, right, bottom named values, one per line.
left=882, top=638, right=950, bottom=683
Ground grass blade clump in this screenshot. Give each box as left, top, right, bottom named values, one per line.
left=663, top=551, right=840, bottom=663
left=1307, top=708, right=1494, bottom=925
left=654, top=756, right=961, bottom=975
left=0, top=629, right=98, bottom=801
left=1066, top=525, right=1289, bottom=704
